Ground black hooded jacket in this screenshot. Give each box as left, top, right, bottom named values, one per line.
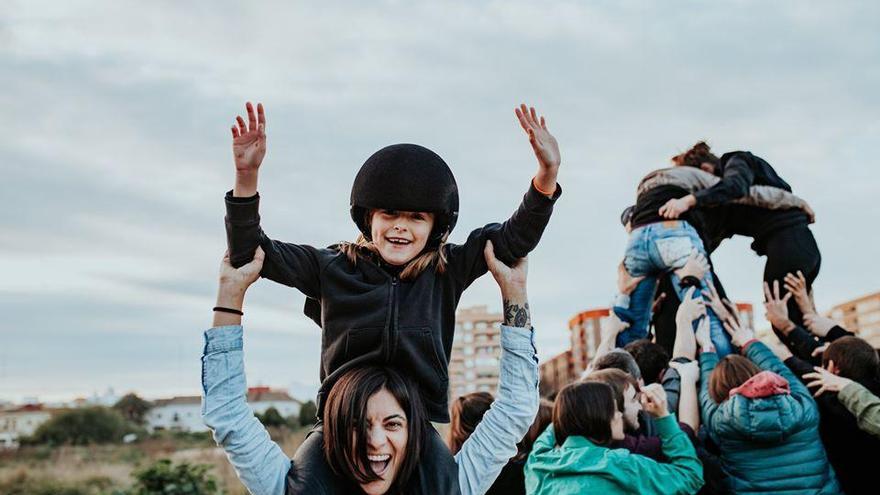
left=225, top=183, right=559, bottom=422
left=694, top=151, right=809, bottom=254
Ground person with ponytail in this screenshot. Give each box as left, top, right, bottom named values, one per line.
left=658, top=141, right=821, bottom=343
left=222, top=102, right=560, bottom=492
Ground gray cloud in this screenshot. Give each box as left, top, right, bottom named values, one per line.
left=2, top=1, right=878, bottom=400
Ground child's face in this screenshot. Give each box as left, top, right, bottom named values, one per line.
left=370, top=210, right=435, bottom=266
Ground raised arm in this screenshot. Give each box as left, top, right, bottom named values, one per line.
left=455, top=241, right=539, bottom=495
left=202, top=248, right=291, bottom=495
left=446, top=104, right=561, bottom=287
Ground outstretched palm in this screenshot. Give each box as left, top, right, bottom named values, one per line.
left=231, top=102, right=267, bottom=173
left=515, top=104, right=560, bottom=171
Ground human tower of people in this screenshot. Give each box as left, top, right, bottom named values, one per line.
left=202, top=102, right=879, bottom=494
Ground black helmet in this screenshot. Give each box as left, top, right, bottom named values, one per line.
left=350, top=144, right=459, bottom=247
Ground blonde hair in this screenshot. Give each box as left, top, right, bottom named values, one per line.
left=337, top=234, right=448, bottom=281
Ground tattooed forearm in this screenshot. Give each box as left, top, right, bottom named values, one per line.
left=503, top=299, right=531, bottom=328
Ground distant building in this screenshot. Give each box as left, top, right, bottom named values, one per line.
left=146, top=396, right=204, bottom=433
left=734, top=302, right=755, bottom=331
left=539, top=350, right=574, bottom=398
left=829, top=291, right=880, bottom=347
left=145, top=387, right=302, bottom=433
left=539, top=308, right=613, bottom=397
left=0, top=404, right=52, bottom=450
left=449, top=305, right=503, bottom=400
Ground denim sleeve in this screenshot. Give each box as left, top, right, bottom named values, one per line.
left=455, top=325, right=539, bottom=495
left=201, top=325, right=291, bottom=495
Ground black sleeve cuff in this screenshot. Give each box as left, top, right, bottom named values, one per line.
left=225, top=190, right=261, bottom=225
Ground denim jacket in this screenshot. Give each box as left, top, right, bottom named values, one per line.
left=201, top=325, right=539, bottom=495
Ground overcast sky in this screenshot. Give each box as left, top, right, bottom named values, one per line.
left=2, top=1, right=878, bottom=403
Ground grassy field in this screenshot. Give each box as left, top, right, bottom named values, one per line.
left=0, top=428, right=308, bottom=494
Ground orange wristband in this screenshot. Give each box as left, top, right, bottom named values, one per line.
left=532, top=176, right=556, bottom=196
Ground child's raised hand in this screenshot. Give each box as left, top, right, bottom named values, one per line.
left=515, top=104, right=560, bottom=192
left=231, top=102, right=267, bottom=175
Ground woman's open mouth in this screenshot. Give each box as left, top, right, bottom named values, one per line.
left=368, top=454, right=392, bottom=476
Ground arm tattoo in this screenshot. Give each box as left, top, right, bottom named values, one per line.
left=503, top=299, right=531, bottom=328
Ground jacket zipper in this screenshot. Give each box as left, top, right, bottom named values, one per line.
left=385, top=276, right=399, bottom=363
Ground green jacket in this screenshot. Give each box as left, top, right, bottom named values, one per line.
left=524, top=414, right=703, bottom=495
left=699, top=341, right=840, bottom=494
left=839, top=381, right=880, bottom=438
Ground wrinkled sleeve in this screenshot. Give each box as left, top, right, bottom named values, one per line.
left=446, top=182, right=560, bottom=288
left=839, top=382, right=880, bottom=438
left=201, top=325, right=290, bottom=495
left=693, top=157, right=754, bottom=207
left=699, top=351, right=720, bottom=434
left=617, top=415, right=704, bottom=494
left=225, top=191, right=324, bottom=299
left=735, top=185, right=808, bottom=211
left=455, top=326, right=539, bottom=495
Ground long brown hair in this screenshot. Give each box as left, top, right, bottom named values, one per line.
left=709, top=355, right=761, bottom=403
left=553, top=381, right=617, bottom=447
left=337, top=209, right=448, bottom=281
left=322, top=366, right=427, bottom=491
left=447, top=391, right=494, bottom=455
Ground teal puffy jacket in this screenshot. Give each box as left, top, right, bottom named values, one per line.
left=699, top=341, right=840, bottom=494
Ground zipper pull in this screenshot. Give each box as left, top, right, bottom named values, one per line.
left=391, top=276, right=399, bottom=286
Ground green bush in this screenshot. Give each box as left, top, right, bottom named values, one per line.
left=0, top=470, right=115, bottom=495
left=128, top=459, right=218, bottom=495
left=255, top=406, right=287, bottom=428
left=298, top=400, right=318, bottom=427
left=29, top=407, right=139, bottom=446
left=113, top=393, right=152, bottom=425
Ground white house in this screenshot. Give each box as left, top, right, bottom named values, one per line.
left=0, top=405, right=52, bottom=449
left=145, top=387, right=302, bottom=433
left=145, top=396, right=206, bottom=433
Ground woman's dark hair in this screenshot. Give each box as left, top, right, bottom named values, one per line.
left=673, top=141, right=720, bottom=170
left=553, top=382, right=617, bottom=447
left=709, top=355, right=761, bottom=404
left=448, top=391, right=494, bottom=454
left=514, top=398, right=554, bottom=461
left=624, top=339, right=670, bottom=385
left=824, top=336, right=880, bottom=383
left=323, top=366, right=427, bottom=490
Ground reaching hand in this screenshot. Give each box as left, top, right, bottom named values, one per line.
left=218, top=247, right=265, bottom=303
left=668, top=360, right=700, bottom=384
left=601, top=313, right=630, bottom=343
left=723, top=318, right=756, bottom=348
left=804, top=361, right=853, bottom=397
left=763, top=280, right=794, bottom=334
left=515, top=104, right=560, bottom=173
left=640, top=383, right=670, bottom=418
left=231, top=102, right=267, bottom=174
left=658, top=195, right=696, bottom=219
left=702, top=283, right=736, bottom=325
left=483, top=240, right=528, bottom=296
left=811, top=343, right=829, bottom=359
left=694, top=316, right=712, bottom=350
left=676, top=288, right=706, bottom=324
left=674, top=250, right=709, bottom=281
left=617, top=261, right=645, bottom=296
left=802, top=202, right=817, bottom=224
left=803, top=313, right=838, bottom=338
left=783, top=271, right=815, bottom=316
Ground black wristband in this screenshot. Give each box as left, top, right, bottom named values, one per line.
left=679, top=275, right=702, bottom=289
left=213, top=306, right=243, bottom=315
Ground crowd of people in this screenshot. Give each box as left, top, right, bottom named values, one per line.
left=200, top=102, right=879, bottom=494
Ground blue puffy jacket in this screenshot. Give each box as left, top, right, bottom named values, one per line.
left=699, top=341, right=840, bottom=494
